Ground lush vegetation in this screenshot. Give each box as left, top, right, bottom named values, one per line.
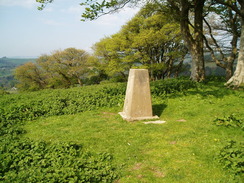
left=1, top=78, right=243, bottom=182
left=14, top=48, right=90, bottom=91
left=92, top=3, right=187, bottom=80
left=13, top=2, right=243, bottom=91
left=76, top=0, right=243, bottom=85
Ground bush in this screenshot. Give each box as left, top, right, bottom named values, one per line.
left=218, top=140, right=244, bottom=181
left=0, top=83, right=126, bottom=125
left=0, top=78, right=197, bottom=126
left=0, top=139, right=118, bottom=182
left=150, top=78, right=197, bottom=96
left=0, top=89, right=9, bottom=95
left=213, top=114, right=243, bottom=129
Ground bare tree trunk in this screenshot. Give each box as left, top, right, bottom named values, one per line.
left=180, top=0, right=205, bottom=82
left=226, top=60, right=234, bottom=81
left=77, top=78, right=83, bottom=86
left=226, top=4, right=244, bottom=87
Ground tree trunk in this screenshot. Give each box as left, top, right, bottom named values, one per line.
left=226, top=3, right=244, bottom=87
left=77, top=78, right=83, bottom=86
left=225, top=63, right=234, bottom=81
left=180, top=0, right=205, bottom=82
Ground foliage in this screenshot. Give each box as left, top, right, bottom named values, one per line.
left=213, top=114, right=244, bottom=129
left=0, top=78, right=198, bottom=182
left=151, top=78, right=197, bottom=96
left=218, top=140, right=244, bottom=181
left=14, top=48, right=91, bottom=91
left=15, top=62, right=46, bottom=91
left=92, top=3, right=187, bottom=80
left=0, top=78, right=198, bottom=126
left=0, top=139, right=118, bottom=183
left=0, top=89, right=9, bottom=95
left=20, top=79, right=243, bottom=182
left=91, top=35, right=132, bottom=80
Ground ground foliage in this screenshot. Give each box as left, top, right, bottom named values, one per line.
left=1, top=138, right=117, bottom=183
left=218, top=140, right=244, bottom=181
left=213, top=114, right=244, bottom=181
left=0, top=78, right=196, bottom=182
left=0, top=78, right=243, bottom=182
left=214, top=114, right=244, bottom=129
left=0, top=78, right=196, bottom=124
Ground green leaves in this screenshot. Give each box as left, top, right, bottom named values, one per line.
left=214, top=114, right=243, bottom=180
left=151, top=78, right=197, bottom=96
left=213, top=114, right=243, bottom=129
left=218, top=140, right=244, bottom=180
left=36, top=0, right=54, bottom=11
left=15, top=48, right=91, bottom=91
left=0, top=140, right=119, bottom=182
left=0, top=83, right=126, bottom=126
left=80, top=0, right=119, bottom=21
left=92, top=3, right=187, bottom=80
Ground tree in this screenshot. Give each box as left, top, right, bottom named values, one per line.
left=92, top=4, right=187, bottom=80
left=15, top=62, right=47, bottom=91
left=37, top=0, right=205, bottom=81
left=92, top=35, right=132, bottom=80
left=214, top=0, right=244, bottom=87
left=15, top=48, right=91, bottom=90
left=37, top=48, right=90, bottom=88
left=203, top=2, right=241, bottom=80
left=162, top=0, right=206, bottom=81
left=120, top=4, right=188, bottom=79
left=37, top=0, right=243, bottom=85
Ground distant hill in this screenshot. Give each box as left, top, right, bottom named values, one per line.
left=0, top=57, right=36, bottom=67
left=0, top=57, right=36, bottom=88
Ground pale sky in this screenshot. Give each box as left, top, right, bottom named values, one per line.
left=0, top=0, right=140, bottom=58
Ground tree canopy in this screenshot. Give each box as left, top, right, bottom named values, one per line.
left=36, top=0, right=244, bottom=86
left=92, top=4, right=187, bottom=80
left=15, top=48, right=91, bottom=91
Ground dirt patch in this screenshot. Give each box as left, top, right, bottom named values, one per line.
left=101, top=112, right=117, bottom=118
left=169, top=141, right=177, bottom=145
left=137, top=174, right=144, bottom=179
left=150, top=168, right=166, bottom=178
left=176, top=119, right=187, bottom=122
left=154, top=170, right=165, bottom=178
left=131, top=163, right=143, bottom=171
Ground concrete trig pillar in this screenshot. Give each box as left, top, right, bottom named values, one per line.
left=119, top=69, right=159, bottom=121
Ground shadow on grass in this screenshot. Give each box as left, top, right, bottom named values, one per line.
left=153, top=103, right=167, bottom=117
left=188, top=82, right=238, bottom=98
left=168, top=82, right=240, bottom=99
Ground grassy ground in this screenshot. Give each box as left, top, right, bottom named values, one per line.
left=23, top=82, right=243, bottom=182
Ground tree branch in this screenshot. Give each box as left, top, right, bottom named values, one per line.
left=203, top=17, right=226, bottom=68
left=214, top=0, right=244, bottom=19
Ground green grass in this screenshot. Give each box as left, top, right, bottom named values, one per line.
left=23, top=82, right=244, bottom=182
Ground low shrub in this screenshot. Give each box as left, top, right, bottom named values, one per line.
left=150, top=78, right=197, bottom=96
left=0, top=83, right=126, bottom=125
left=0, top=78, right=196, bottom=125
left=0, top=139, right=118, bottom=183
left=213, top=114, right=243, bottom=129
left=218, top=140, right=244, bottom=181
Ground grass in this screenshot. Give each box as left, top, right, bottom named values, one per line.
left=23, top=82, right=243, bottom=182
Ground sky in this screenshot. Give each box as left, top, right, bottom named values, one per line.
left=0, top=0, right=140, bottom=58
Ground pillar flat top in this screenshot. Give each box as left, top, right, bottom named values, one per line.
left=130, top=69, right=148, bottom=71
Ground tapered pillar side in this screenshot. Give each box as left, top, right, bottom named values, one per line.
left=119, top=69, right=159, bottom=121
